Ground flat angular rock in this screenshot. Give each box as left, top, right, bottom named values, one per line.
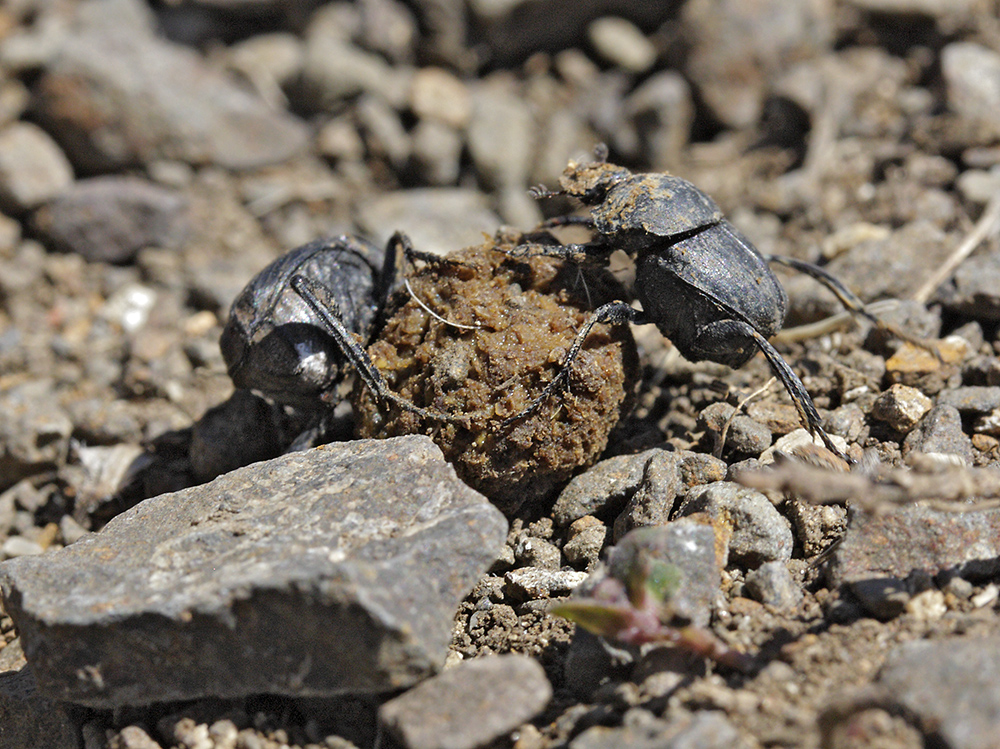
left=828, top=505, right=1000, bottom=588
left=936, top=386, right=1000, bottom=414
left=0, top=436, right=507, bottom=707
left=379, top=653, right=552, bottom=749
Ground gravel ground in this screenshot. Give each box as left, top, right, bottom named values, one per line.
left=3, top=1, right=1000, bottom=748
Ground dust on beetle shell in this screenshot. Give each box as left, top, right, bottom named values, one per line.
left=353, top=234, right=639, bottom=516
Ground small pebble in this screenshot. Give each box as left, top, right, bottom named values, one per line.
left=904, top=589, right=946, bottom=621
left=851, top=578, right=910, bottom=621
left=0, top=121, right=74, bottom=211
left=871, top=384, right=932, bottom=432
left=504, top=568, right=588, bottom=602
left=587, top=17, right=657, bottom=73
left=112, top=726, right=163, bottom=749
left=677, top=481, right=794, bottom=567
left=942, top=42, right=1000, bottom=140
left=409, top=67, right=472, bottom=128
left=745, top=561, right=803, bottom=610
left=514, top=536, right=562, bottom=570
left=379, top=654, right=552, bottom=749
left=1, top=535, right=44, bottom=558
left=563, top=516, right=608, bottom=569
left=943, top=575, right=974, bottom=599
left=972, top=583, right=999, bottom=609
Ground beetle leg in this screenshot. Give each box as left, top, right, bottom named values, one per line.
left=537, top=214, right=597, bottom=230
left=391, top=231, right=453, bottom=267
left=502, top=301, right=643, bottom=428
left=717, top=318, right=847, bottom=461
left=372, top=231, right=404, bottom=311
left=766, top=254, right=940, bottom=358
left=506, top=240, right=612, bottom=265
left=529, top=184, right=563, bottom=199
left=290, top=274, right=473, bottom=425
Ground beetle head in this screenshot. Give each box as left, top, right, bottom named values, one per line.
left=559, top=159, right=631, bottom=204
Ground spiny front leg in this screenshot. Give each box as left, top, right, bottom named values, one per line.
left=291, top=274, right=475, bottom=425
left=502, top=301, right=644, bottom=428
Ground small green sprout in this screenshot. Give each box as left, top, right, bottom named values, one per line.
left=552, top=548, right=752, bottom=672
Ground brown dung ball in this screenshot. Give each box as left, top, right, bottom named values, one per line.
left=353, top=232, right=639, bottom=515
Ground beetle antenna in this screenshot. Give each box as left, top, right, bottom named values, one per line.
left=529, top=184, right=562, bottom=199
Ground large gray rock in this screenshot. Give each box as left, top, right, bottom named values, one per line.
left=0, top=436, right=507, bottom=707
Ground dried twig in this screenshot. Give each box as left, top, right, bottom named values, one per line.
left=735, top=454, right=1000, bottom=514
left=912, top=193, right=1000, bottom=304
left=772, top=299, right=901, bottom=344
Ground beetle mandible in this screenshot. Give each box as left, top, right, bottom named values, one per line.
left=508, top=145, right=915, bottom=459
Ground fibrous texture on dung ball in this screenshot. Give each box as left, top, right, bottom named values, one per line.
left=354, top=236, right=639, bottom=515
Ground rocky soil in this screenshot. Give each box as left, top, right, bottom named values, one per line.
left=2, top=1, right=1000, bottom=748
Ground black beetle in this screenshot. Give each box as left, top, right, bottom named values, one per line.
left=508, top=146, right=918, bottom=458
left=221, top=232, right=459, bottom=421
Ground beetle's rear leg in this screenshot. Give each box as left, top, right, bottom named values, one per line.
left=708, top=318, right=846, bottom=461
left=291, top=274, right=474, bottom=424
left=767, top=254, right=939, bottom=357
left=502, top=301, right=643, bottom=428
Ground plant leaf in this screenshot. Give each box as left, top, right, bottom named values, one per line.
left=550, top=600, right=636, bottom=638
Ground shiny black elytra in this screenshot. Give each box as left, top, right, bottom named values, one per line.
left=509, top=146, right=905, bottom=459
left=221, top=232, right=456, bottom=421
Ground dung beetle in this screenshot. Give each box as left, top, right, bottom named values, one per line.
left=509, top=145, right=923, bottom=459
left=221, top=232, right=461, bottom=421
